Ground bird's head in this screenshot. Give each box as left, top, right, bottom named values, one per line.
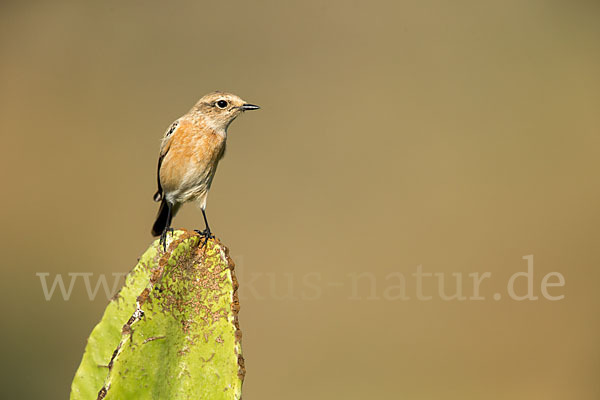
left=193, top=91, right=259, bottom=134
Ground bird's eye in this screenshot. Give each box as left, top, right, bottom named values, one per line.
left=216, top=100, right=228, bottom=109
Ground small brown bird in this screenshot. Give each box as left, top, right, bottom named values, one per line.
left=151, top=91, right=259, bottom=248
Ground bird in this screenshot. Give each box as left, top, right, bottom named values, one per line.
left=151, top=91, right=260, bottom=249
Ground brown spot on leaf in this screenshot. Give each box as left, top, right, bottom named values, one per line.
left=237, top=354, right=246, bottom=380
left=96, top=387, right=107, bottom=400
left=142, top=335, right=166, bottom=344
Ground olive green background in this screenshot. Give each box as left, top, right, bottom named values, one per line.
left=1, top=1, right=599, bottom=399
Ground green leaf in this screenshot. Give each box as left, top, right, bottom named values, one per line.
left=70, top=230, right=244, bottom=400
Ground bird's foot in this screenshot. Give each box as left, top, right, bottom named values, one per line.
left=159, top=227, right=174, bottom=251
left=194, top=229, right=215, bottom=248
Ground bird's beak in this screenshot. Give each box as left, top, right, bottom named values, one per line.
left=241, top=103, right=260, bottom=111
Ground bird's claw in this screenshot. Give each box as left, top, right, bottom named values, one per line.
left=194, top=229, right=215, bottom=248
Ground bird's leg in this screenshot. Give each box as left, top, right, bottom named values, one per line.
left=159, top=229, right=170, bottom=251
left=194, top=208, right=215, bottom=248
left=159, top=227, right=175, bottom=251
left=159, top=203, right=174, bottom=251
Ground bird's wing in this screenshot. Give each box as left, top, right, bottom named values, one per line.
left=153, top=120, right=180, bottom=202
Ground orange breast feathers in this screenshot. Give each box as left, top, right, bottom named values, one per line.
left=158, top=119, right=226, bottom=196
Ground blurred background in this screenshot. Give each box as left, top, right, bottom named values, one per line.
left=1, top=0, right=599, bottom=398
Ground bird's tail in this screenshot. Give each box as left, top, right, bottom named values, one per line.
left=151, top=199, right=171, bottom=237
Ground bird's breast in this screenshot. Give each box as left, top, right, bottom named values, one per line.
left=160, top=125, right=226, bottom=195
